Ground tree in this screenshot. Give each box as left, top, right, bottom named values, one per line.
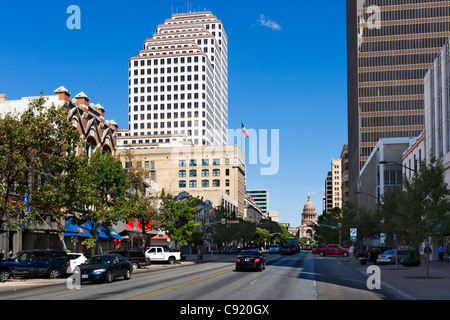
left=122, top=149, right=160, bottom=252
left=65, top=149, right=130, bottom=255
left=255, top=227, right=271, bottom=248
left=0, top=95, right=82, bottom=248
left=159, top=189, right=202, bottom=250
left=397, top=158, right=450, bottom=278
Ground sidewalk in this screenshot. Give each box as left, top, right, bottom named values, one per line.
left=342, top=256, right=450, bottom=300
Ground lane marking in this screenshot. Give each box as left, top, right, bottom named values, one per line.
left=129, top=268, right=234, bottom=300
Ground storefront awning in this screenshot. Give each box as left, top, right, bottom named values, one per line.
left=64, top=220, right=122, bottom=240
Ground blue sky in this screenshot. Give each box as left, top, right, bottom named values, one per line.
left=0, top=0, right=348, bottom=227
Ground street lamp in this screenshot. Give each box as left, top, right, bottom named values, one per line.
left=378, top=160, right=417, bottom=173
left=355, top=191, right=379, bottom=200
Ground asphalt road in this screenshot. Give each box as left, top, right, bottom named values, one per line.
left=0, top=251, right=403, bottom=301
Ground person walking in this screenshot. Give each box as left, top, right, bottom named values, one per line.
left=438, top=245, right=445, bottom=262
left=197, top=248, right=203, bottom=262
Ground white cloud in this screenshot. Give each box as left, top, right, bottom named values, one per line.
left=257, top=14, right=281, bottom=31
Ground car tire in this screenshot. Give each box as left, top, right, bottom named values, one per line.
left=343, top=252, right=349, bottom=257
left=106, top=271, right=113, bottom=283
left=124, top=268, right=131, bottom=280
left=132, top=262, right=139, bottom=271
left=47, top=268, right=61, bottom=279
left=168, top=257, right=176, bottom=265
left=0, top=269, right=11, bottom=281
left=319, top=251, right=325, bottom=257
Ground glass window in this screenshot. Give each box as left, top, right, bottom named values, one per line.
left=189, top=180, right=197, bottom=188
left=202, top=169, right=209, bottom=177
left=189, top=170, right=197, bottom=177
left=213, top=179, right=220, bottom=187
left=179, top=160, right=186, bottom=167
left=179, top=180, right=186, bottom=188
left=202, top=180, right=209, bottom=187
left=179, top=170, right=186, bottom=177
left=213, top=169, right=220, bottom=176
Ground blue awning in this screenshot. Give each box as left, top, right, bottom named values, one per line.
left=64, top=220, right=122, bottom=240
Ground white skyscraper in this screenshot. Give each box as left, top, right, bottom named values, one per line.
left=125, top=11, right=228, bottom=148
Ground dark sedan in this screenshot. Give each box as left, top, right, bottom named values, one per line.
left=235, top=250, right=265, bottom=272
left=280, top=245, right=295, bottom=255
left=79, top=254, right=133, bottom=283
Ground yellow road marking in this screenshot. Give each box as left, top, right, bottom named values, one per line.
left=129, top=268, right=234, bottom=300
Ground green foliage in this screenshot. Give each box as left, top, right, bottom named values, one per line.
left=378, top=158, right=450, bottom=246
left=0, top=96, right=82, bottom=232
left=159, top=189, right=203, bottom=249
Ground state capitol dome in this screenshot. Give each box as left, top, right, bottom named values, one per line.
left=302, top=195, right=317, bottom=226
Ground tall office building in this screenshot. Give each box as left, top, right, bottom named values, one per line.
left=347, top=0, right=450, bottom=201
left=246, top=190, right=269, bottom=216
left=127, top=11, right=228, bottom=148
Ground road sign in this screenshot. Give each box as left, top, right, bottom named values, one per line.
left=350, top=228, right=357, bottom=241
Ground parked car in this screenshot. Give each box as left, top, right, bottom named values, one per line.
left=377, top=250, right=409, bottom=265
left=0, top=249, right=70, bottom=280
left=268, top=244, right=281, bottom=254
left=316, top=244, right=349, bottom=257
left=235, top=250, right=266, bottom=271
left=303, top=244, right=312, bottom=250
left=106, top=250, right=150, bottom=270
left=79, top=254, right=132, bottom=283
left=67, top=253, right=87, bottom=274
left=358, top=246, right=392, bottom=265
left=145, top=246, right=181, bottom=265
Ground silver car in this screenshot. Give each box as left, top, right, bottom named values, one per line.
left=377, top=250, right=409, bottom=265
left=269, top=244, right=281, bottom=254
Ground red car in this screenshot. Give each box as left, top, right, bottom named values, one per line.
left=316, top=244, right=349, bottom=257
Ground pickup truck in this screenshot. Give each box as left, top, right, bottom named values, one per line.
left=316, top=244, right=349, bottom=257
left=145, top=246, right=181, bottom=264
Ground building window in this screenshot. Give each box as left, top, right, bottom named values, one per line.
left=202, top=169, right=209, bottom=177
left=179, top=180, right=186, bottom=188
left=202, top=180, right=209, bottom=187
left=189, top=170, right=197, bottom=177
left=179, top=160, right=186, bottom=167
left=179, top=170, right=186, bottom=177
left=190, top=159, right=197, bottom=166
left=213, top=169, right=220, bottom=176
left=202, top=159, right=209, bottom=166
left=213, top=179, right=220, bottom=187
left=189, top=180, right=197, bottom=188
left=213, top=159, right=220, bottom=166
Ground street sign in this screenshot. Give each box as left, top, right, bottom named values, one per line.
left=350, top=228, right=357, bottom=241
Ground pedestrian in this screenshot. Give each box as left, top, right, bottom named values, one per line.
left=6, top=250, right=12, bottom=259
left=197, top=248, right=203, bottom=262
left=438, top=245, right=445, bottom=262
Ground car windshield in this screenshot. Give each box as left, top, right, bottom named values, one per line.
left=381, top=250, right=395, bottom=255
left=270, top=245, right=278, bottom=247
left=85, top=256, right=112, bottom=265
